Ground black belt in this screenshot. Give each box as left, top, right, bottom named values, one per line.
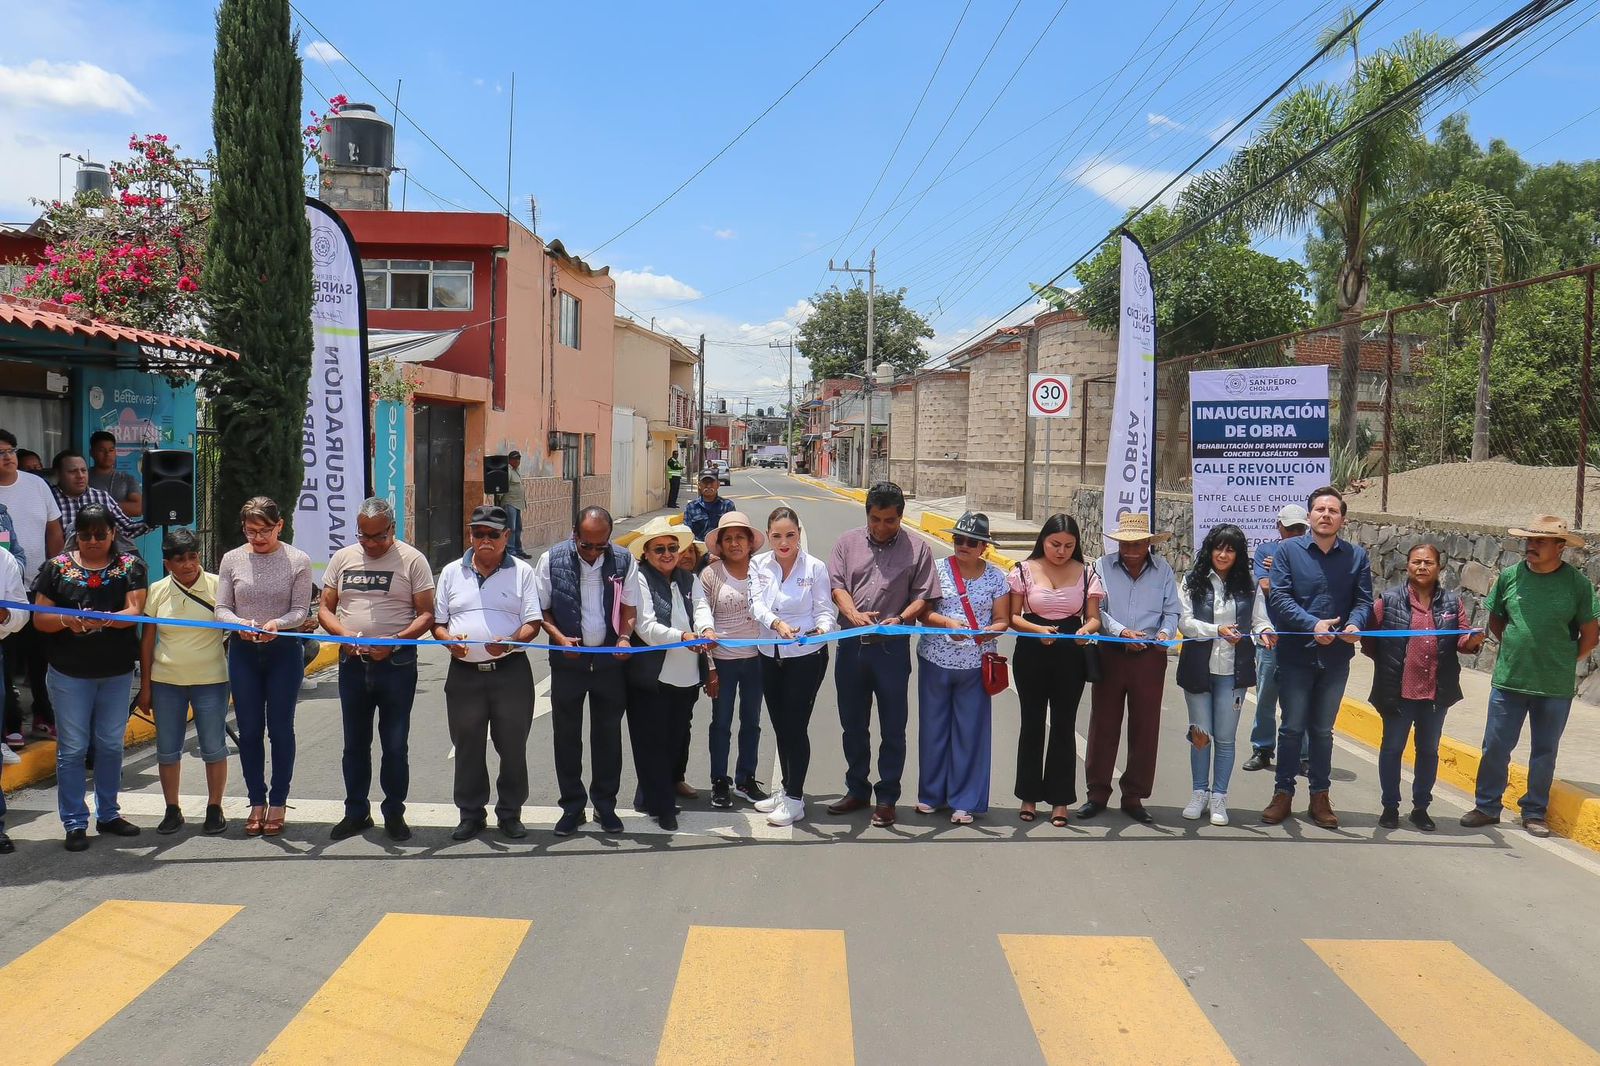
left=452, top=653, right=526, bottom=673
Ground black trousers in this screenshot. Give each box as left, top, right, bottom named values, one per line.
left=667, top=475, right=682, bottom=508
left=1013, top=627, right=1088, bottom=807
left=444, top=655, right=534, bottom=822
left=762, top=650, right=829, bottom=799
left=551, top=664, right=627, bottom=816
left=627, top=681, right=699, bottom=816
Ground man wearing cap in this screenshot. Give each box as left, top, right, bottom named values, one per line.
left=827, top=481, right=939, bottom=828
left=1243, top=504, right=1310, bottom=773
left=1262, top=486, right=1373, bottom=829
left=683, top=473, right=736, bottom=542
left=1079, top=512, right=1181, bottom=825
left=432, top=504, right=543, bottom=842
left=1461, top=515, right=1599, bottom=837
left=535, top=506, right=639, bottom=836
left=694, top=511, right=770, bottom=808
left=497, top=450, right=528, bottom=559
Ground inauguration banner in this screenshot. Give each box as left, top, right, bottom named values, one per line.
left=296, top=198, right=372, bottom=575
left=1101, top=230, right=1157, bottom=551
left=1190, top=365, right=1330, bottom=551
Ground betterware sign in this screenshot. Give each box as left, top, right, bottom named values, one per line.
left=1189, top=366, right=1330, bottom=550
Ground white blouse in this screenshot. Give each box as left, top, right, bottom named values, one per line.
left=748, top=550, right=835, bottom=659
left=632, top=568, right=708, bottom=688
left=1177, top=571, right=1271, bottom=676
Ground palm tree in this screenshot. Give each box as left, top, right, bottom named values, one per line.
left=1181, top=27, right=1478, bottom=449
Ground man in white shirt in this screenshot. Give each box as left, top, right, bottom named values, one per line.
left=534, top=506, right=638, bottom=836
left=432, top=505, right=543, bottom=842
left=0, top=428, right=64, bottom=747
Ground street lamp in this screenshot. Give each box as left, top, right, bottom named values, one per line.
left=58, top=152, right=81, bottom=203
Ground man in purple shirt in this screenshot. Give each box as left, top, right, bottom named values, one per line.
left=826, top=482, right=939, bottom=828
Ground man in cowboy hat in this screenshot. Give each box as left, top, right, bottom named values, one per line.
left=1461, top=514, right=1598, bottom=837
left=1079, top=510, right=1181, bottom=825
left=694, top=511, right=770, bottom=807
left=1262, top=486, right=1372, bottom=829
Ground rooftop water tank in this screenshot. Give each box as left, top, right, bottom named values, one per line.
left=325, top=102, right=394, bottom=172
left=74, top=161, right=111, bottom=199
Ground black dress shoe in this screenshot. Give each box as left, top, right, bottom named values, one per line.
left=157, top=805, right=185, bottom=835
left=202, top=805, right=227, bottom=835
left=1242, top=749, right=1272, bottom=772
left=658, top=812, right=679, bottom=831
left=330, top=814, right=374, bottom=841
left=64, top=828, right=89, bottom=852
left=451, top=817, right=487, bottom=842
left=95, top=817, right=141, bottom=837
left=498, top=818, right=527, bottom=839
left=597, top=810, right=625, bottom=834
left=384, top=817, right=412, bottom=842
left=1121, top=803, right=1155, bottom=825
left=1408, top=808, right=1436, bottom=832
left=1076, top=800, right=1106, bottom=820
left=1378, top=806, right=1400, bottom=829
left=0, top=831, right=14, bottom=854
left=553, top=810, right=586, bottom=837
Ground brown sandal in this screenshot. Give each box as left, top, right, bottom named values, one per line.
left=245, top=807, right=266, bottom=836
left=264, top=807, right=285, bottom=836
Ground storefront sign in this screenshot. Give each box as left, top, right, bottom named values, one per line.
left=78, top=367, right=196, bottom=557
left=373, top=398, right=406, bottom=539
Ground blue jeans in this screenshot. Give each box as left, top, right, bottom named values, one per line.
left=709, top=655, right=763, bottom=784
left=507, top=505, right=527, bottom=558
left=1273, top=658, right=1349, bottom=796
left=1474, top=687, right=1573, bottom=820
left=338, top=653, right=417, bottom=819
left=152, top=680, right=231, bottom=765
left=1378, top=698, right=1448, bottom=810
left=916, top=659, right=991, bottom=813
left=1249, top=642, right=1280, bottom=752
left=834, top=636, right=912, bottom=804
left=1185, top=675, right=1242, bottom=793
left=48, top=667, right=134, bottom=831
left=229, top=638, right=303, bottom=807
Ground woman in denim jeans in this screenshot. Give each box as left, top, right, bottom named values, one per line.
left=30, top=504, right=148, bottom=851
left=1176, top=524, right=1272, bottom=827
left=138, top=528, right=231, bottom=836
left=216, top=497, right=312, bottom=837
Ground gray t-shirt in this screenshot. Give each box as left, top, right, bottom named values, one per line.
left=89, top=468, right=140, bottom=507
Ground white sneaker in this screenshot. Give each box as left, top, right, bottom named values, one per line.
left=767, top=794, right=804, bottom=827
left=1182, top=789, right=1210, bottom=820
left=753, top=790, right=785, bottom=814
left=0, top=743, right=18, bottom=765
left=1209, top=793, right=1230, bottom=826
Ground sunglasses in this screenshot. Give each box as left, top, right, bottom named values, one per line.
left=647, top=544, right=680, bottom=556
left=576, top=540, right=610, bottom=552
left=77, top=528, right=112, bottom=542
left=952, top=535, right=986, bottom=549
left=469, top=528, right=506, bottom=540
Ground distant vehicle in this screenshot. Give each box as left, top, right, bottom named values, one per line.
left=708, top=459, right=731, bottom=485
left=753, top=455, right=787, bottom=469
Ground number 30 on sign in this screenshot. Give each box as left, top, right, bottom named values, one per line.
left=1027, top=374, right=1073, bottom=418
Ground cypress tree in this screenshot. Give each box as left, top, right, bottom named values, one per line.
left=205, top=0, right=312, bottom=546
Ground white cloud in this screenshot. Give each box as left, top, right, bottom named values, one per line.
left=0, top=60, right=147, bottom=113
left=614, top=268, right=703, bottom=305
left=714, top=228, right=736, bottom=240
left=1147, top=112, right=1185, bottom=132
left=302, top=41, right=345, bottom=64
left=1068, top=155, right=1192, bottom=210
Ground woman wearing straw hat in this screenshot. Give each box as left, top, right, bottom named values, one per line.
left=694, top=511, right=771, bottom=809
left=626, top=515, right=709, bottom=831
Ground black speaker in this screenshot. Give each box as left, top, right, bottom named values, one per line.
left=484, top=454, right=510, bottom=496
left=141, top=450, right=194, bottom=526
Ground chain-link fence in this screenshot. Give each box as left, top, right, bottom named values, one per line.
left=1149, top=264, right=1600, bottom=529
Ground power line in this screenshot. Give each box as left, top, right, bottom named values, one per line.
left=582, top=0, right=888, bottom=258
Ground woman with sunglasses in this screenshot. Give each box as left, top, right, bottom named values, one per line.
left=30, top=504, right=148, bottom=851
left=1007, top=514, right=1102, bottom=827
left=626, top=515, right=708, bottom=831
left=917, top=512, right=1011, bottom=824
left=748, top=507, right=833, bottom=827
left=216, top=497, right=313, bottom=837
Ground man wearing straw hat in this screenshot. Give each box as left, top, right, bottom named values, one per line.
left=1079, top=511, right=1181, bottom=825
left=1461, top=514, right=1599, bottom=837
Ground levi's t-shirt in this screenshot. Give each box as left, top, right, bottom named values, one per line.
left=322, top=541, right=435, bottom=639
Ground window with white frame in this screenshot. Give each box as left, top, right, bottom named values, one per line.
left=559, top=291, right=581, bottom=348
left=362, top=259, right=473, bottom=311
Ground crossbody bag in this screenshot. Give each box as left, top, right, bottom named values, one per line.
left=948, top=559, right=1008, bottom=696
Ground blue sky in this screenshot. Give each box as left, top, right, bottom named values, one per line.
left=5, top=0, right=1599, bottom=404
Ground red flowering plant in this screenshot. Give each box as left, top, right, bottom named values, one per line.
left=304, top=94, right=348, bottom=193
left=14, top=133, right=211, bottom=335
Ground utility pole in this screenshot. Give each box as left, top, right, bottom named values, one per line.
left=827, top=248, right=875, bottom=488
left=695, top=333, right=706, bottom=476
left=771, top=334, right=795, bottom=474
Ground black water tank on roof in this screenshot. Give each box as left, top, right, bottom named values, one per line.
left=326, top=103, right=394, bottom=171
left=75, top=162, right=111, bottom=199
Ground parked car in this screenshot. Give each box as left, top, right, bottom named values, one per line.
left=709, top=459, right=731, bottom=485
left=753, top=454, right=787, bottom=469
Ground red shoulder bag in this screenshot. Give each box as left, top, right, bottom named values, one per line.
left=949, top=559, right=1009, bottom=696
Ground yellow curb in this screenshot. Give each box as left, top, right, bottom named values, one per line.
left=1337, top=696, right=1600, bottom=854
left=3, top=640, right=343, bottom=794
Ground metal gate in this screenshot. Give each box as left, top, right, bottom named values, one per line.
left=412, top=401, right=465, bottom=572
left=193, top=416, right=222, bottom=570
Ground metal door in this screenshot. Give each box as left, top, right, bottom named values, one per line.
left=412, top=401, right=465, bottom=571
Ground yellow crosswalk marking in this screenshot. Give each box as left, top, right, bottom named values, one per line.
left=657, top=926, right=853, bottom=1065
left=1308, top=939, right=1600, bottom=1064
left=1000, top=934, right=1238, bottom=1065
left=0, top=899, right=241, bottom=1066
left=256, top=912, right=530, bottom=1065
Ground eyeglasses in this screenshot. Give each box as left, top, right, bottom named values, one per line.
left=576, top=541, right=610, bottom=552
left=647, top=544, right=680, bottom=556
left=356, top=528, right=395, bottom=543
left=952, top=535, right=985, bottom=549
left=77, top=528, right=111, bottom=542
left=241, top=526, right=276, bottom=541
left=0, top=448, right=15, bottom=459
left=469, top=528, right=506, bottom=541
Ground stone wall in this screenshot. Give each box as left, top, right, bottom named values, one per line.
left=965, top=346, right=1026, bottom=510
left=905, top=373, right=970, bottom=499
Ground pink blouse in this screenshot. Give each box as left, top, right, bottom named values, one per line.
left=1008, top=560, right=1105, bottom=619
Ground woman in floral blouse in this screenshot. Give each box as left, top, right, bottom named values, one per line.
left=31, top=504, right=148, bottom=852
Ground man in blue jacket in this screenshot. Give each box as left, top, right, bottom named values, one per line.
left=1262, top=487, right=1372, bottom=829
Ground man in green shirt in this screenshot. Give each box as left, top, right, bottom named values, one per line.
left=666, top=451, right=685, bottom=508
left=1462, top=514, right=1599, bottom=837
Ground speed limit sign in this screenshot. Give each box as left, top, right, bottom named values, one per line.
left=1027, top=374, right=1072, bottom=418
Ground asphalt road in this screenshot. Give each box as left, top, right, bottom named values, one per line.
left=3, top=470, right=1600, bottom=1065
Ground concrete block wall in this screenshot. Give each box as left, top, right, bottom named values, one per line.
left=521, top=475, right=612, bottom=556
left=965, top=349, right=1025, bottom=509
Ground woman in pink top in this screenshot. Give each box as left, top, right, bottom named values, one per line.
left=1007, top=514, right=1103, bottom=826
